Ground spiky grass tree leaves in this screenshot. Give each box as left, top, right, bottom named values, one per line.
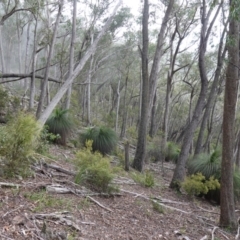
left=80, top=126, right=117, bottom=155
left=187, top=150, right=221, bottom=179
left=45, top=108, right=74, bottom=145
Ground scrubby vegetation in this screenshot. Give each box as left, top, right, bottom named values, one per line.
left=0, top=112, right=41, bottom=177
left=74, top=140, right=117, bottom=193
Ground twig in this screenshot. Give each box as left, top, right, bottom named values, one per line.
left=235, top=217, right=240, bottom=239
left=2, top=205, right=24, bottom=218
left=211, top=226, right=218, bottom=240
left=86, top=196, right=113, bottom=212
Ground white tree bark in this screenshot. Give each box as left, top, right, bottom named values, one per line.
left=65, top=0, right=77, bottom=110
left=38, top=0, right=122, bottom=125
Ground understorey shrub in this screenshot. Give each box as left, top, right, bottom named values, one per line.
left=146, top=138, right=162, bottom=162
left=74, top=140, right=117, bottom=193
left=164, top=141, right=180, bottom=163
left=131, top=170, right=155, bottom=187
left=182, top=173, right=220, bottom=196
left=0, top=112, right=41, bottom=177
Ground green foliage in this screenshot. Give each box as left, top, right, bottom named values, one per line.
left=187, top=150, right=221, bottom=179
left=36, top=125, right=60, bottom=154
left=233, top=168, right=240, bottom=201
left=0, top=87, right=8, bottom=112
left=164, top=141, right=180, bottom=163
left=0, top=112, right=41, bottom=177
left=146, top=138, right=161, bottom=162
left=45, top=108, right=74, bottom=145
left=80, top=126, right=117, bottom=155
left=182, top=173, right=220, bottom=196
left=24, top=190, right=73, bottom=212
left=126, top=126, right=138, bottom=140
left=131, top=170, right=155, bottom=187
left=152, top=201, right=165, bottom=214
left=74, top=141, right=116, bottom=193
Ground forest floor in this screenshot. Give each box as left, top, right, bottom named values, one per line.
left=0, top=144, right=239, bottom=240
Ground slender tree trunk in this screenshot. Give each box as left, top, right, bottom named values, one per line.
left=170, top=0, right=222, bottom=189
left=149, top=92, right=157, bottom=138
left=29, top=16, right=38, bottom=110
left=195, top=25, right=227, bottom=155
left=65, top=0, right=77, bottom=111
left=36, top=0, right=63, bottom=119
left=0, top=25, right=6, bottom=81
left=115, top=79, right=121, bottom=132
left=132, top=0, right=149, bottom=172
left=120, top=74, right=129, bottom=139
left=220, top=0, right=239, bottom=229
left=148, top=0, right=174, bottom=121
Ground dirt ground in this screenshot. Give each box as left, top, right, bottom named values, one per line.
left=0, top=145, right=238, bottom=240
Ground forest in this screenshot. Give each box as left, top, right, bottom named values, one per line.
left=0, top=0, right=240, bottom=239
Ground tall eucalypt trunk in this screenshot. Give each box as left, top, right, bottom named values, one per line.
left=220, top=0, right=239, bottom=230
left=132, top=0, right=149, bottom=172
left=194, top=22, right=227, bottom=155
left=65, top=0, right=77, bottom=111
left=148, top=0, right=174, bottom=124
left=38, top=0, right=122, bottom=126
left=170, top=0, right=223, bottom=189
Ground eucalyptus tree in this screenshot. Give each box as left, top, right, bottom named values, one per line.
left=132, top=0, right=149, bottom=172
left=160, top=2, right=198, bottom=150
left=132, top=0, right=175, bottom=172
left=38, top=0, right=123, bottom=125
left=220, top=0, right=239, bottom=230
left=170, top=0, right=223, bottom=189
left=194, top=7, right=228, bottom=155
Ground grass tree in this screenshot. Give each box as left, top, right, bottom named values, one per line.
left=80, top=126, right=117, bottom=155
left=45, top=108, right=74, bottom=145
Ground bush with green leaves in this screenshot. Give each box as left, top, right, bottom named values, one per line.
left=36, top=125, right=60, bottom=154
left=45, top=108, right=74, bottom=145
left=131, top=170, right=155, bottom=187
left=80, top=126, right=117, bottom=155
left=0, top=112, right=41, bottom=177
left=164, top=141, right=180, bottom=163
left=146, top=138, right=162, bottom=162
left=182, top=173, right=220, bottom=196
left=74, top=140, right=117, bottom=193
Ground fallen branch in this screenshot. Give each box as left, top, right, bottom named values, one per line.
left=43, top=163, right=76, bottom=176
left=32, top=212, right=82, bottom=232
left=120, top=189, right=191, bottom=214
left=0, top=182, right=21, bottom=188
left=86, top=196, right=113, bottom=212
left=211, top=226, right=218, bottom=240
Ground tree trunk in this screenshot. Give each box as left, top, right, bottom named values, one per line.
left=132, top=0, right=149, bottom=172
left=148, top=0, right=174, bottom=121
left=115, top=79, right=121, bottom=132
left=29, top=15, right=38, bottom=110
left=36, top=0, right=64, bottom=119
left=65, top=0, right=77, bottom=111
left=195, top=25, right=227, bottom=155
left=170, top=0, right=222, bottom=189
left=38, top=0, right=122, bottom=125
left=220, top=0, right=238, bottom=229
